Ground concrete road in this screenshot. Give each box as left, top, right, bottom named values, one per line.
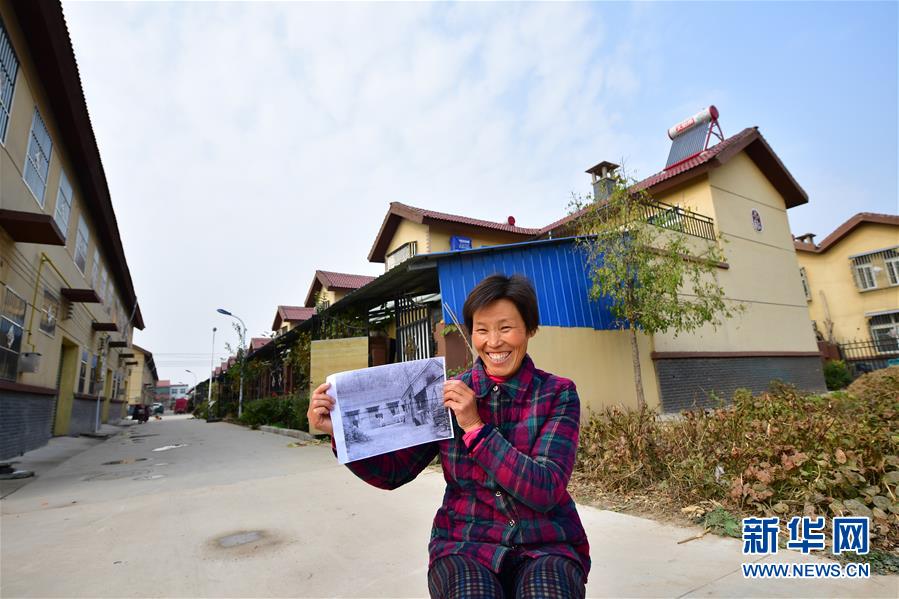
left=2, top=417, right=896, bottom=598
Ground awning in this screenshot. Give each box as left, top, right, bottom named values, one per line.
left=91, top=322, right=118, bottom=332
left=61, top=288, right=101, bottom=303
left=0, top=210, right=65, bottom=245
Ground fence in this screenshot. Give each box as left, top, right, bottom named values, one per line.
left=836, top=339, right=899, bottom=374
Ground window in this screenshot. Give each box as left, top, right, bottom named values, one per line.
left=0, top=287, right=26, bottom=380
left=24, top=108, right=53, bottom=205
left=886, top=251, right=899, bottom=286
left=74, top=216, right=89, bottom=273
left=78, top=350, right=88, bottom=394
left=53, top=171, right=73, bottom=240
left=799, top=267, right=811, bottom=301
left=0, top=19, right=19, bottom=143
left=870, top=313, right=899, bottom=354
left=38, top=288, right=59, bottom=337
left=99, top=267, right=109, bottom=304
left=386, top=241, right=418, bottom=271
left=90, top=250, right=100, bottom=292
left=853, top=255, right=877, bottom=291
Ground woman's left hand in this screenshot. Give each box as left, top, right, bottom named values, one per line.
left=443, top=379, right=483, bottom=433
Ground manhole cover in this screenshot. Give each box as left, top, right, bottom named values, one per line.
left=83, top=469, right=151, bottom=481
left=217, top=531, right=264, bottom=548
left=133, top=474, right=165, bottom=480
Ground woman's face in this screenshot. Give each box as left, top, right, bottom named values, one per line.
left=471, top=298, right=533, bottom=378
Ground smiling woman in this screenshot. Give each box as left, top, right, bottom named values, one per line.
left=308, top=274, right=590, bottom=598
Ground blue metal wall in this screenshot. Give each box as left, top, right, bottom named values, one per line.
left=436, top=238, right=616, bottom=330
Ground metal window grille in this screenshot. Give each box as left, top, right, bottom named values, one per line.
left=850, top=247, right=898, bottom=291
left=24, top=108, right=52, bottom=204
left=53, top=171, right=73, bottom=240
left=0, top=19, right=18, bottom=143
left=0, top=287, right=26, bottom=380
left=394, top=296, right=435, bottom=362
left=386, top=241, right=418, bottom=271
left=799, top=267, right=811, bottom=301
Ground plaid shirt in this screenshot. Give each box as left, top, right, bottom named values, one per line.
left=343, top=354, right=590, bottom=578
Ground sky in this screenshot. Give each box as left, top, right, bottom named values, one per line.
left=61, top=1, right=898, bottom=386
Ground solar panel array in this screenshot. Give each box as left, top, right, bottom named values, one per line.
left=665, top=122, right=711, bottom=168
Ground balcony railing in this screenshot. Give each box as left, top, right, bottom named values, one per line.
left=638, top=200, right=716, bottom=241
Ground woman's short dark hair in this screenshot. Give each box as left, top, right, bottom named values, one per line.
left=462, top=274, right=539, bottom=335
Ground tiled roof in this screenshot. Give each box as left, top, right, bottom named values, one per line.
left=305, top=270, right=377, bottom=307
left=794, top=213, right=899, bottom=254
left=156, top=379, right=170, bottom=387
left=272, top=305, right=316, bottom=330
left=368, top=202, right=539, bottom=263
left=249, top=337, right=272, bottom=352
left=317, top=271, right=377, bottom=290
left=540, top=127, right=807, bottom=236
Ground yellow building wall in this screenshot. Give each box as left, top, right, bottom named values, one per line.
left=653, top=152, right=818, bottom=353
left=428, top=223, right=533, bottom=253
left=527, top=326, right=660, bottom=413
left=308, top=337, right=369, bottom=433
left=797, top=224, right=899, bottom=341
left=0, top=2, right=133, bottom=427
left=385, top=219, right=429, bottom=257
left=653, top=176, right=716, bottom=227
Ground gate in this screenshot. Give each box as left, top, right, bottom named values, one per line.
left=395, top=297, right=436, bottom=362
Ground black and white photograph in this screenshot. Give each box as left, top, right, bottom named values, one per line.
left=328, top=357, right=451, bottom=464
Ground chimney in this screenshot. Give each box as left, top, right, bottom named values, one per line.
left=794, top=233, right=817, bottom=245
left=585, top=161, right=619, bottom=201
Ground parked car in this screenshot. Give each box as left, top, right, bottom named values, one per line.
left=152, top=403, right=164, bottom=415
left=173, top=398, right=189, bottom=414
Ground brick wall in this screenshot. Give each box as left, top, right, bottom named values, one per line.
left=70, top=397, right=99, bottom=435
left=0, top=392, right=54, bottom=460
left=654, top=356, right=826, bottom=413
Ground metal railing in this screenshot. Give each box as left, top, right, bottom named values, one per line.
left=637, top=200, right=716, bottom=240
left=837, top=338, right=899, bottom=374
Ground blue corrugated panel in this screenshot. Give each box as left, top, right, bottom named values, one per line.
left=436, top=239, right=616, bottom=330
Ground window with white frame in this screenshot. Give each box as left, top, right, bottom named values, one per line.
left=869, top=313, right=899, bottom=354
left=885, top=250, right=899, bottom=286
left=53, top=170, right=73, bottom=240
left=0, top=287, right=26, bottom=381
left=853, top=255, right=877, bottom=290
left=23, top=108, right=53, bottom=205
left=99, top=266, right=108, bottom=304
left=74, top=216, right=89, bottom=273
left=0, top=19, right=19, bottom=144
left=90, top=249, right=100, bottom=292
left=799, top=267, right=811, bottom=301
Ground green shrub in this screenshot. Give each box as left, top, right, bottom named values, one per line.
left=823, top=359, right=852, bottom=390
left=575, top=374, right=899, bottom=553
left=238, top=393, right=309, bottom=430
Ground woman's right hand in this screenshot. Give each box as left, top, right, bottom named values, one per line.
left=308, top=382, right=335, bottom=435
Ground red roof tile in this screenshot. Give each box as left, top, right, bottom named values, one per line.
left=368, top=202, right=539, bottom=262
left=794, top=213, right=899, bottom=254
left=272, top=305, right=316, bottom=330
left=304, top=270, right=377, bottom=307
left=249, top=337, right=272, bottom=352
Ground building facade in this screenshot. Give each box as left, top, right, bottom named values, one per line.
left=794, top=213, right=899, bottom=350
left=125, top=344, right=157, bottom=406
left=0, top=1, right=145, bottom=458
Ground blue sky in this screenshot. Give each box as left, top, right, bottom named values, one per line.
left=62, top=1, right=897, bottom=383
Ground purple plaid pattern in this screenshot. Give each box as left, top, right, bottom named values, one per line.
left=428, top=554, right=585, bottom=599
left=343, top=355, right=590, bottom=579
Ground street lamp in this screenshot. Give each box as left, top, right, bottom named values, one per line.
left=217, top=308, right=246, bottom=418
left=185, top=369, right=198, bottom=398
left=208, top=327, right=217, bottom=422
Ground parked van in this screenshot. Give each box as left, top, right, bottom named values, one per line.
left=174, top=398, right=189, bottom=414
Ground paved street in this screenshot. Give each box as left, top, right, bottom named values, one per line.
left=2, top=417, right=897, bottom=598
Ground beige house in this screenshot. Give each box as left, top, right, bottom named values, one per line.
left=125, top=344, right=158, bottom=407
left=794, top=213, right=899, bottom=347
left=0, top=1, right=144, bottom=457
left=304, top=270, right=376, bottom=309
left=366, top=125, right=824, bottom=412
left=271, top=305, right=315, bottom=337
